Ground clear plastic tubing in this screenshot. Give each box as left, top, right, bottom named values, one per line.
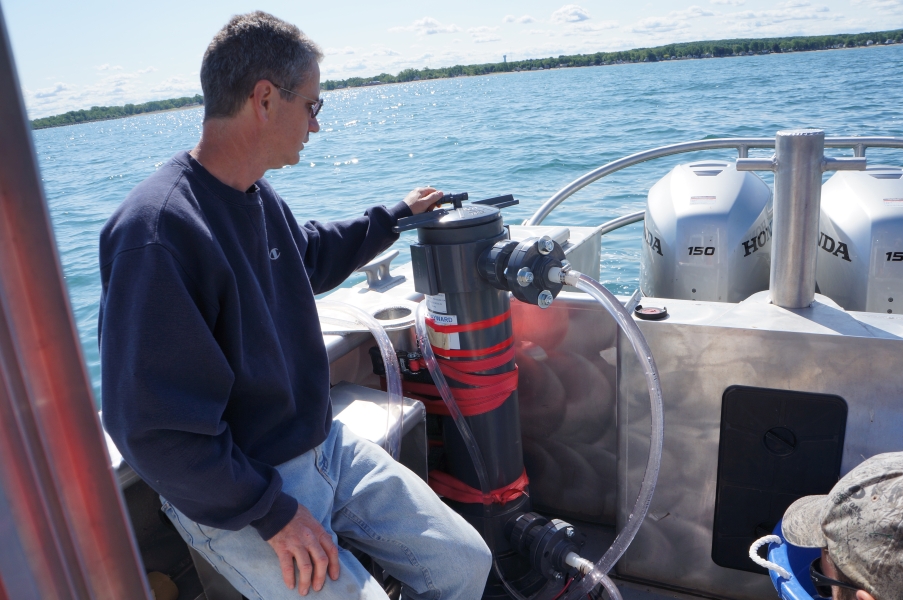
left=598, top=574, right=623, bottom=600
left=558, top=271, right=664, bottom=600
left=414, top=268, right=664, bottom=600
left=319, top=301, right=404, bottom=461
left=414, top=303, right=530, bottom=600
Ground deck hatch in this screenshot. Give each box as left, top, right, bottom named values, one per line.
left=711, top=385, right=847, bottom=574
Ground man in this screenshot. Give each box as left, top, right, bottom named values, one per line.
left=781, top=452, right=903, bottom=600
left=100, top=11, right=491, bottom=600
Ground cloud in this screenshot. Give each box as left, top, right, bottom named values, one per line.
left=389, top=17, right=461, bottom=35
left=629, top=17, right=692, bottom=33
left=325, top=46, right=356, bottom=55
left=149, top=75, right=199, bottom=95
left=711, top=0, right=745, bottom=4
left=572, top=21, right=620, bottom=32
left=23, top=64, right=203, bottom=119
left=851, top=0, right=903, bottom=11
left=504, top=14, right=537, bottom=24
left=671, top=5, right=716, bottom=17
left=94, top=64, right=123, bottom=71
left=33, top=82, right=72, bottom=99
left=734, top=1, right=833, bottom=24
left=369, top=46, right=402, bottom=57
left=551, top=4, right=591, bottom=23
left=628, top=5, right=715, bottom=33
left=466, top=26, right=501, bottom=43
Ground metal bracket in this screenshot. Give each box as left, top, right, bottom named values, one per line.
left=355, top=250, right=406, bottom=292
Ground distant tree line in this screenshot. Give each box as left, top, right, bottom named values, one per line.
left=31, top=94, right=204, bottom=130
left=29, top=27, right=903, bottom=127
left=321, top=29, right=903, bottom=90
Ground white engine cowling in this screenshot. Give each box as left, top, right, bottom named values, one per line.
left=640, top=161, right=772, bottom=303
left=817, top=165, right=903, bottom=314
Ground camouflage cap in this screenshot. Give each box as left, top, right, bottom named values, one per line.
left=782, top=452, right=903, bottom=600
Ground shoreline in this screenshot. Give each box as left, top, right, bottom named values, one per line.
left=33, top=104, right=204, bottom=131
left=32, top=37, right=902, bottom=129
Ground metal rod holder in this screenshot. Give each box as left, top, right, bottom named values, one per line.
left=737, top=129, right=867, bottom=309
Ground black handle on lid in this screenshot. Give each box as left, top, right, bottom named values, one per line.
left=393, top=208, right=450, bottom=233
left=392, top=193, right=518, bottom=233
left=471, top=194, right=518, bottom=209
left=441, top=192, right=468, bottom=208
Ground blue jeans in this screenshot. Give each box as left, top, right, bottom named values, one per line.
left=161, top=421, right=492, bottom=599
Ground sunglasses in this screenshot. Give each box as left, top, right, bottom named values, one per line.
left=274, top=83, right=324, bottom=118
left=810, top=558, right=862, bottom=598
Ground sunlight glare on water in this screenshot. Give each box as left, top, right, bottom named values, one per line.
left=32, top=45, right=903, bottom=401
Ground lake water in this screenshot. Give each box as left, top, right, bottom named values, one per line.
left=32, top=44, right=903, bottom=401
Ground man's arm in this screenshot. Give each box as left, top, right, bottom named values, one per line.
left=291, top=187, right=442, bottom=294
left=100, top=244, right=297, bottom=538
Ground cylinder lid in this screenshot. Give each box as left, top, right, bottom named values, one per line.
left=419, top=204, right=501, bottom=230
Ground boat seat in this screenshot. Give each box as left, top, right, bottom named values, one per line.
left=108, top=383, right=427, bottom=600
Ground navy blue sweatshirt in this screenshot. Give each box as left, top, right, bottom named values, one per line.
left=99, top=151, right=410, bottom=540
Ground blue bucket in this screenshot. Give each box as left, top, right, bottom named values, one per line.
left=765, top=520, right=821, bottom=600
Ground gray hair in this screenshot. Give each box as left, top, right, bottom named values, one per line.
left=200, top=11, right=323, bottom=120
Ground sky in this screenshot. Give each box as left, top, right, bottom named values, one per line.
left=4, top=0, right=903, bottom=119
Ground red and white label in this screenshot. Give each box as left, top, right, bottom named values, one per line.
left=427, top=312, right=460, bottom=350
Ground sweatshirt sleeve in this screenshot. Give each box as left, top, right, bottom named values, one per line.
left=293, top=200, right=412, bottom=294
left=99, top=243, right=297, bottom=540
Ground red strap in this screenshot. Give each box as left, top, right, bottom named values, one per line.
left=426, top=309, right=511, bottom=334
left=433, top=337, right=513, bottom=359
left=428, top=468, right=529, bottom=505
left=441, top=345, right=515, bottom=373
left=387, top=311, right=518, bottom=416
left=399, top=367, right=518, bottom=417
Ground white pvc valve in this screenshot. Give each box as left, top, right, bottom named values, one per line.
left=564, top=552, right=595, bottom=575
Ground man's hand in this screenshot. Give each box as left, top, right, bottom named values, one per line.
left=267, top=504, right=340, bottom=595
left=403, top=187, right=444, bottom=215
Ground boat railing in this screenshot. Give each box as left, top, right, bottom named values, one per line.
left=525, top=136, right=903, bottom=227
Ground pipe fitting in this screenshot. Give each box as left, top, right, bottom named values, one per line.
left=564, top=552, right=595, bottom=576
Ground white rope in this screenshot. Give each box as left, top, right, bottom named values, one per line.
left=749, top=535, right=792, bottom=580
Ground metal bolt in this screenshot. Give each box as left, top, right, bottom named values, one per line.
left=537, top=236, right=555, bottom=255
left=566, top=527, right=574, bottom=538
left=538, top=290, right=554, bottom=309
left=552, top=571, right=563, bottom=581
left=517, top=268, right=534, bottom=287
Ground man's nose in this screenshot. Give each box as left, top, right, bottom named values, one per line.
left=309, top=116, right=320, bottom=133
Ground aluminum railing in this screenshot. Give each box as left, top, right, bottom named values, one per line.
left=525, top=136, right=903, bottom=226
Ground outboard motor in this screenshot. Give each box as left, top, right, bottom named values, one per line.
left=817, top=165, right=903, bottom=314
left=641, top=161, right=773, bottom=302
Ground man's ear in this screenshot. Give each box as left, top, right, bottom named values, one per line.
left=249, top=80, right=277, bottom=122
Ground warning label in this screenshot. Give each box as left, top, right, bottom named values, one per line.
left=427, top=312, right=460, bottom=351
left=426, top=293, right=447, bottom=313
left=690, top=196, right=717, bottom=205
left=884, top=198, right=903, bottom=207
